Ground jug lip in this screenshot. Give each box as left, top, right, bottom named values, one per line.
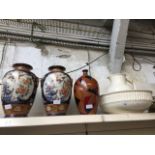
left=108, top=73, right=126, bottom=78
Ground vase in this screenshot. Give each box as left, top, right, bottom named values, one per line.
left=1, top=63, right=38, bottom=117
left=74, top=70, right=99, bottom=114
left=41, top=65, right=72, bottom=115
left=0, top=80, right=4, bottom=117
left=106, top=73, right=134, bottom=93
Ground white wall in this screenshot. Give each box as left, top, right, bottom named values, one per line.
left=122, top=54, right=155, bottom=95
left=0, top=42, right=155, bottom=117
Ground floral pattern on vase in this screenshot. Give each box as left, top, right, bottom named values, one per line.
left=2, top=71, right=35, bottom=104
left=43, top=73, right=71, bottom=102
left=41, top=66, right=72, bottom=115
left=1, top=63, right=38, bottom=117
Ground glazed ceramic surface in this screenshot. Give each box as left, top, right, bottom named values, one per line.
left=0, top=80, right=4, bottom=116
left=149, top=97, right=155, bottom=112
left=42, top=66, right=72, bottom=115
left=100, top=90, right=153, bottom=113
left=74, top=70, right=99, bottom=114
left=1, top=63, right=38, bottom=117
left=2, top=71, right=35, bottom=103
left=107, top=73, right=134, bottom=93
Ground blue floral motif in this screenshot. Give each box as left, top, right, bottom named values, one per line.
left=2, top=83, right=15, bottom=103
left=43, top=72, right=72, bottom=103
left=45, top=85, right=58, bottom=101
left=2, top=70, right=37, bottom=105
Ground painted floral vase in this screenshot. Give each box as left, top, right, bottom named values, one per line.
left=41, top=65, right=72, bottom=115
left=1, top=63, right=38, bottom=117
left=74, top=70, right=99, bottom=114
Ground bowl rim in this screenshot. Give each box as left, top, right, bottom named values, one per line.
left=100, top=90, right=152, bottom=97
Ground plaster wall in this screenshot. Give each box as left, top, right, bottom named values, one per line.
left=0, top=42, right=155, bottom=116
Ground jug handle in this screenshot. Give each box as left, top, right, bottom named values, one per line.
left=125, top=75, right=136, bottom=89
left=107, top=76, right=111, bottom=80
left=107, top=77, right=111, bottom=82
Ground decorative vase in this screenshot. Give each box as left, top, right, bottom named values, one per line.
left=0, top=80, right=4, bottom=117
left=41, top=65, right=72, bottom=115
left=106, top=73, right=134, bottom=93
left=74, top=69, right=99, bottom=114
left=1, top=63, right=38, bottom=117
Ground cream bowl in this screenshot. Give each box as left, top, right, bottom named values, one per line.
left=99, top=90, right=153, bottom=114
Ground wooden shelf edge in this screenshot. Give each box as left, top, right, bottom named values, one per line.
left=0, top=113, right=155, bottom=128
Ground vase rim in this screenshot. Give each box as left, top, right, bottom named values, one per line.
left=82, top=69, right=88, bottom=72
left=12, top=63, right=33, bottom=70
left=48, top=65, right=66, bottom=72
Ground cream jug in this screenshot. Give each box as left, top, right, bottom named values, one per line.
left=106, top=73, right=134, bottom=93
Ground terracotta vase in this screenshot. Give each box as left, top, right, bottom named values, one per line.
left=1, top=63, right=38, bottom=117
left=74, top=70, right=99, bottom=114
left=41, top=65, right=72, bottom=115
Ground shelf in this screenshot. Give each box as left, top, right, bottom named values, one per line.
left=0, top=113, right=155, bottom=128
left=1, top=113, right=155, bottom=134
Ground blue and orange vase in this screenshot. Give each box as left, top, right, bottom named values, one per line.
left=41, top=65, right=72, bottom=115
left=1, top=63, right=39, bottom=117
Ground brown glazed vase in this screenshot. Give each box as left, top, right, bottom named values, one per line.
left=74, top=70, right=99, bottom=114
left=41, top=65, right=72, bottom=115
left=1, top=63, right=38, bottom=117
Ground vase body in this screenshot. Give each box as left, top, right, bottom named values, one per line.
left=74, top=70, right=99, bottom=114
left=106, top=73, right=134, bottom=93
left=41, top=65, right=72, bottom=115
left=0, top=80, right=4, bottom=117
left=1, top=63, right=38, bottom=117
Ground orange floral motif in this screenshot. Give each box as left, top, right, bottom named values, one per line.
left=22, top=78, right=31, bottom=85
left=16, top=87, right=28, bottom=95
left=60, top=89, right=67, bottom=96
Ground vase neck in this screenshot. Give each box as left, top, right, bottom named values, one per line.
left=82, top=69, right=88, bottom=76
left=48, top=65, right=66, bottom=72
left=13, top=63, right=32, bottom=72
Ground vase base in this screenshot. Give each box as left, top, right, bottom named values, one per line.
left=45, top=103, right=69, bottom=116
left=5, top=114, right=27, bottom=117
left=3, top=103, right=32, bottom=117
left=47, top=113, right=66, bottom=116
